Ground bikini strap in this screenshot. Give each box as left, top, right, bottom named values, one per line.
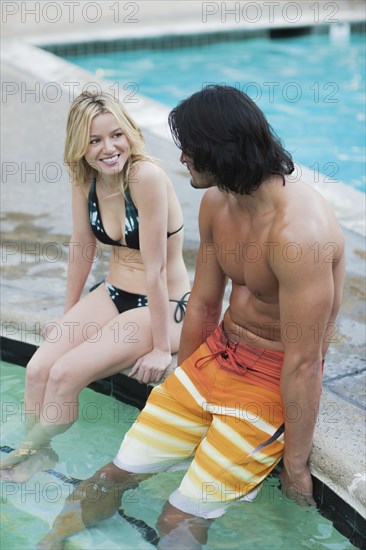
left=170, top=291, right=191, bottom=323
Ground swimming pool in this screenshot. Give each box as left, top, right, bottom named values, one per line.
left=65, top=32, right=365, bottom=193
left=0, top=361, right=360, bottom=549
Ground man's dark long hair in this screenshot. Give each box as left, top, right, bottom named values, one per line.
left=168, top=85, right=294, bottom=194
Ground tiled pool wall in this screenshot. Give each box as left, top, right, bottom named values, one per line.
left=1, top=335, right=365, bottom=550
left=41, top=21, right=366, bottom=57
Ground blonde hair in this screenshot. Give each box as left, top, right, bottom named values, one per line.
left=64, top=91, right=150, bottom=192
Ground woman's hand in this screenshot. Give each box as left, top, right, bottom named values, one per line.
left=128, top=349, right=172, bottom=384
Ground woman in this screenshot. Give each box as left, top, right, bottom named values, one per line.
left=0, top=91, right=190, bottom=481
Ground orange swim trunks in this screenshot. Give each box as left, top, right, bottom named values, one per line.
left=113, top=323, right=285, bottom=518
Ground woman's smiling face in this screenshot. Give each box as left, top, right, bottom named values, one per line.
left=84, top=112, right=130, bottom=179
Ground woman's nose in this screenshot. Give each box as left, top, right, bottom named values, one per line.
left=103, top=139, right=115, bottom=153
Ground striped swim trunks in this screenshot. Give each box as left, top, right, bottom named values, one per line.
left=113, top=323, right=285, bottom=518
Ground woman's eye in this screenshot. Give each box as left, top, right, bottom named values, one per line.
left=90, top=139, right=99, bottom=145
left=114, top=132, right=123, bottom=138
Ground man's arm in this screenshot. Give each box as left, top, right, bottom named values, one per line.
left=178, top=190, right=228, bottom=364
left=271, top=228, right=338, bottom=505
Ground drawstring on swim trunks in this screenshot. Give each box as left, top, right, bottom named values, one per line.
left=193, top=323, right=286, bottom=392
left=248, top=423, right=285, bottom=456
left=195, top=336, right=243, bottom=372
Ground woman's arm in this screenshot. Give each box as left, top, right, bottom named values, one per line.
left=127, top=162, right=172, bottom=384
left=64, top=182, right=96, bottom=313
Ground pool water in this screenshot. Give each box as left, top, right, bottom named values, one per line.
left=0, top=362, right=358, bottom=549
left=65, top=32, right=365, bottom=193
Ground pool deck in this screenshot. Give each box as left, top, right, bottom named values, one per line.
left=1, top=0, right=365, bottom=527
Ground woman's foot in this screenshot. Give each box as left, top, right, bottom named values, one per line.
left=0, top=448, right=58, bottom=483
left=0, top=448, right=37, bottom=469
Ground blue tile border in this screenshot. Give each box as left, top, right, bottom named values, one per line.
left=41, top=29, right=268, bottom=57
left=40, top=21, right=365, bottom=58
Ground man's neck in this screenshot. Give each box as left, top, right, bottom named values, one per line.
left=229, top=175, right=285, bottom=215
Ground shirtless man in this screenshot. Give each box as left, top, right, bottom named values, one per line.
left=38, top=86, right=345, bottom=550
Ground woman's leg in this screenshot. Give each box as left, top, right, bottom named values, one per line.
left=24, top=284, right=118, bottom=429
left=1, top=302, right=181, bottom=479
left=38, top=302, right=178, bottom=426
left=0, top=284, right=117, bottom=471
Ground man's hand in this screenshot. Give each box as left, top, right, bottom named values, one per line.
left=129, top=349, right=172, bottom=384
left=280, top=464, right=317, bottom=507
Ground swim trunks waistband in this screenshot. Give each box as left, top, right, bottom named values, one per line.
left=195, top=323, right=285, bottom=392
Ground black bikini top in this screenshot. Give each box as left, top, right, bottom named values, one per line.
left=88, top=178, right=183, bottom=250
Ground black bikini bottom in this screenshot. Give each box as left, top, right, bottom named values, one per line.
left=90, top=280, right=190, bottom=323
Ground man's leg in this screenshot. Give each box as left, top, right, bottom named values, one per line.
left=37, top=358, right=212, bottom=549
left=38, top=465, right=211, bottom=550
left=155, top=348, right=285, bottom=542
left=37, top=462, right=150, bottom=550
left=157, top=502, right=211, bottom=550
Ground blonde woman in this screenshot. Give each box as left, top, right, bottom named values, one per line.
left=0, top=91, right=190, bottom=481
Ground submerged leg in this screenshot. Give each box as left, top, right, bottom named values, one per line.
left=0, top=421, right=69, bottom=474
left=37, top=462, right=150, bottom=550
left=0, top=448, right=58, bottom=482
left=157, top=502, right=212, bottom=550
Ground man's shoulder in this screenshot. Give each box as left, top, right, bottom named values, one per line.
left=273, top=182, right=342, bottom=241
left=198, top=188, right=228, bottom=236
left=269, top=184, right=345, bottom=268
left=201, top=187, right=227, bottom=207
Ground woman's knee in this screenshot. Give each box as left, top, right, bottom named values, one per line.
left=46, top=357, right=77, bottom=393
left=26, top=355, right=54, bottom=385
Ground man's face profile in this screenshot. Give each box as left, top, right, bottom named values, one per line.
left=180, top=153, right=217, bottom=189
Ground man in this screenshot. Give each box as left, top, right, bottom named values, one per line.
left=38, top=86, right=345, bottom=550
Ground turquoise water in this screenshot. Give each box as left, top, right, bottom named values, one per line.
left=0, top=362, right=358, bottom=549
left=65, top=33, right=365, bottom=193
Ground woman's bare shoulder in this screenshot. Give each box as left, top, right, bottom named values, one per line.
left=132, top=159, right=167, bottom=182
